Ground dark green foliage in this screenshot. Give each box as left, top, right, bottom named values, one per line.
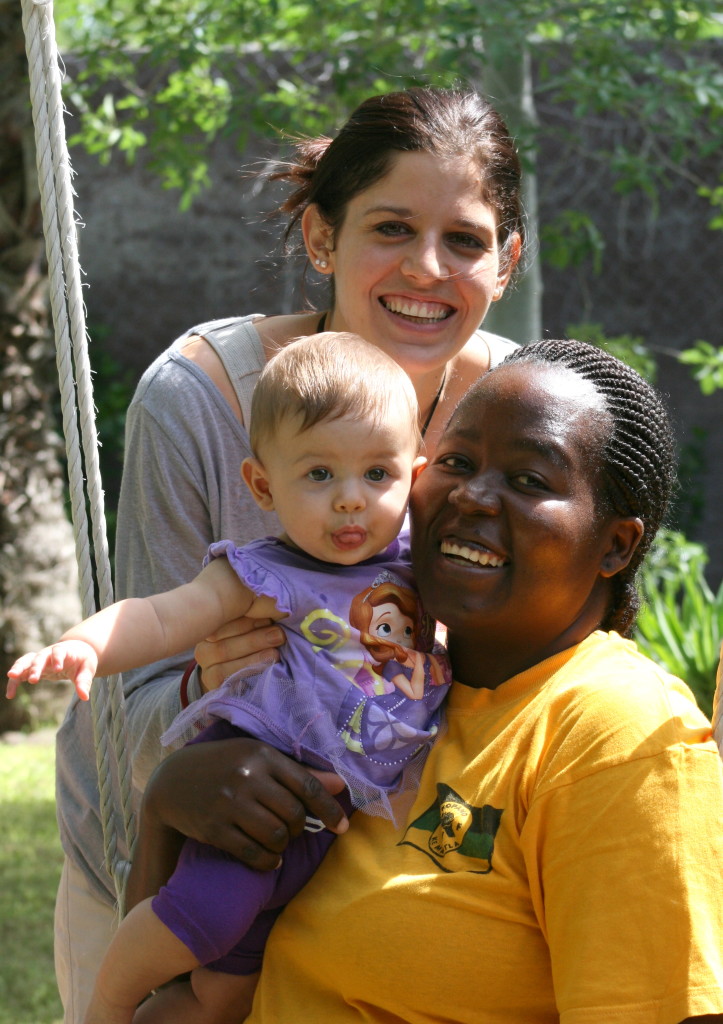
left=635, top=530, right=722, bottom=715
left=59, top=0, right=723, bottom=220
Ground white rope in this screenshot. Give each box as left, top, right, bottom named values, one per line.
left=22, top=0, right=136, bottom=912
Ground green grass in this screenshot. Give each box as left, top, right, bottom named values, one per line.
left=0, top=739, right=63, bottom=1024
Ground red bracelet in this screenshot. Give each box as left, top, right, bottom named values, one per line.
left=179, top=660, right=197, bottom=709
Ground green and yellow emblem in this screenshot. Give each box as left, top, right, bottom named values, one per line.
left=400, top=783, right=502, bottom=873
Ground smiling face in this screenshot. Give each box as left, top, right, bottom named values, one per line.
left=409, top=363, right=643, bottom=688
left=303, top=150, right=517, bottom=386
left=243, top=402, right=423, bottom=566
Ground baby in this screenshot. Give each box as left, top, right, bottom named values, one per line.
left=8, top=332, right=450, bottom=1024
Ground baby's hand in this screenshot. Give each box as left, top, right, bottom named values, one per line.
left=6, top=640, right=98, bottom=701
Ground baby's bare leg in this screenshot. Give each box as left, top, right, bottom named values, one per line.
left=82, top=898, right=200, bottom=1024
left=133, top=968, right=260, bottom=1024
left=84, top=988, right=135, bottom=1024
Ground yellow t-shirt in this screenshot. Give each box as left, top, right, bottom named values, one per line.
left=249, top=631, right=723, bottom=1024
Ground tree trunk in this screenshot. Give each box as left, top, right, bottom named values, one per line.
left=0, top=0, right=81, bottom=732
left=480, top=45, right=543, bottom=345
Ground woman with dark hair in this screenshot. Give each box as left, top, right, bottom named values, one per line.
left=53, top=86, right=524, bottom=1022
left=229, top=340, right=721, bottom=1022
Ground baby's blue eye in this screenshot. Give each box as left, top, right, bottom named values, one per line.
left=308, top=468, right=331, bottom=482
left=366, top=468, right=388, bottom=482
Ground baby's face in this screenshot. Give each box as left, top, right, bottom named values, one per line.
left=249, top=402, right=424, bottom=565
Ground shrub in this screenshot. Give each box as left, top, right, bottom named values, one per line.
left=635, top=530, right=722, bottom=717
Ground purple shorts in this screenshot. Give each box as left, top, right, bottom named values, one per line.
left=152, top=719, right=352, bottom=975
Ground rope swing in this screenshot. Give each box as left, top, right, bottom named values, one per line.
left=22, top=0, right=136, bottom=912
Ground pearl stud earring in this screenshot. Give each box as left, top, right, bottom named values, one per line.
left=315, top=258, right=328, bottom=269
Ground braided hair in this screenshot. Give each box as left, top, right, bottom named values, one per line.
left=502, top=339, right=676, bottom=637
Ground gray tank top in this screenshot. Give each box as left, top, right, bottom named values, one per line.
left=189, top=313, right=518, bottom=427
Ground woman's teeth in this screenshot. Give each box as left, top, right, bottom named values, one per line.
left=383, top=298, right=449, bottom=322
left=441, top=540, right=506, bottom=567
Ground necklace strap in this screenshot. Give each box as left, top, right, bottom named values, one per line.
left=421, top=369, right=447, bottom=439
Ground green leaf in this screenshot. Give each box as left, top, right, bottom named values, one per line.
left=679, top=341, right=723, bottom=395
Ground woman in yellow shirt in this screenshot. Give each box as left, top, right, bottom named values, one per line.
left=138, top=339, right=723, bottom=1023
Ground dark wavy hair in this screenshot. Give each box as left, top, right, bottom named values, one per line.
left=268, top=86, right=525, bottom=276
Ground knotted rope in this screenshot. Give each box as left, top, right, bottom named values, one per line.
left=22, top=0, right=136, bottom=912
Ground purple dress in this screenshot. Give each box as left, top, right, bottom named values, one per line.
left=154, top=535, right=450, bottom=975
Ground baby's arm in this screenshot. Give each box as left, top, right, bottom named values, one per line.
left=7, top=559, right=280, bottom=701
left=84, top=898, right=201, bottom=1024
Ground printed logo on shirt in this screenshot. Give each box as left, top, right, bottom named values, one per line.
left=398, top=783, right=503, bottom=873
